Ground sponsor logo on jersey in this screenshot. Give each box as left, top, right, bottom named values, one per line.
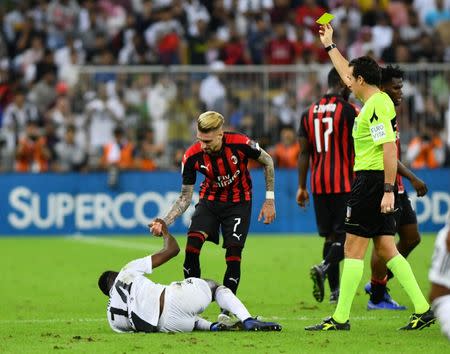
left=216, top=170, right=241, bottom=187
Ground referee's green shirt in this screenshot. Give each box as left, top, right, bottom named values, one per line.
left=352, top=91, right=396, bottom=171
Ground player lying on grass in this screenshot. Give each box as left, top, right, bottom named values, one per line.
left=429, top=213, right=450, bottom=341
left=98, top=219, right=282, bottom=333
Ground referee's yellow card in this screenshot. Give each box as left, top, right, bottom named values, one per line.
left=316, top=12, right=334, bottom=25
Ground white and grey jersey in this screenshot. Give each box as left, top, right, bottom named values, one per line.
left=107, top=256, right=166, bottom=333
left=429, top=225, right=450, bottom=289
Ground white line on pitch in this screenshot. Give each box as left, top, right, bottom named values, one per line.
left=66, top=235, right=160, bottom=251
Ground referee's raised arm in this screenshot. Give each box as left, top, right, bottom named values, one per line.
left=318, top=24, right=351, bottom=88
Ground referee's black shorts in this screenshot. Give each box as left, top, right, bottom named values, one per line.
left=396, top=191, right=418, bottom=227
left=312, top=193, right=348, bottom=237
left=344, top=171, right=397, bottom=238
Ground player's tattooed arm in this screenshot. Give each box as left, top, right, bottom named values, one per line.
left=163, top=184, right=194, bottom=226
left=257, top=148, right=275, bottom=192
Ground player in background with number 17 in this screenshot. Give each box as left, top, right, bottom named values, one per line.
left=297, top=68, right=358, bottom=304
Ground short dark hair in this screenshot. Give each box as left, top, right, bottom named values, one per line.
left=98, top=271, right=119, bottom=296
left=327, top=67, right=342, bottom=88
left=349, top=56, right=381, bottom=86
left=381, top=64, right=404, bottom=86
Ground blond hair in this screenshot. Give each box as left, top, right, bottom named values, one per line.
left=197, top=111, right=224, bottom=133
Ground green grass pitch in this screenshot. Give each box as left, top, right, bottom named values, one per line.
left=1, top=234, right=449, bottom=353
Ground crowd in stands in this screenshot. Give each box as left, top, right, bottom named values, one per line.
left=0, top=0, right=449, bottom=174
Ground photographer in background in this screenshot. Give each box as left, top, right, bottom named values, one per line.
left=406, top=119, right=445, bottom=169
left=53, top=124, right=87, bottom=172
left=15, top=120, right=50, bottom=172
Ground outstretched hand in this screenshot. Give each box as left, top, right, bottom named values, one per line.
left=149, top=218, right=168, bottom=237
left=318, top=23, right=334, bottom=47
left=258, top=199, right=276, bottom=224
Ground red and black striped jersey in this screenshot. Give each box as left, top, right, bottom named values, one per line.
left=182, top=132, right=262, bottom=202
left=298, top=94, right=357, bottom=194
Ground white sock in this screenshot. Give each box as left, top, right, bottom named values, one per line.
left=432, top=295, right=450, bottom=340
left=194, top=316, right=212, bottom=331
left=215, top=286, right=251, bottom=322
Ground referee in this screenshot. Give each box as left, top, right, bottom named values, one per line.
left=306, top=23, right=435, bottom=331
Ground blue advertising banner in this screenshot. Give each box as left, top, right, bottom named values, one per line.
left=0, top=169, right=448, bottom=235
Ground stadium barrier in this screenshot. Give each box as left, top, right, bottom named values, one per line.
left=0, top=169, right=448, bottom=236
left=79, top=63, right=450, bottom=141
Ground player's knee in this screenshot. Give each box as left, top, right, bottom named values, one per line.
left=225, top=246, right=242, bottom=263
left=185, top=231, right=206, bottom=254
left=202, top=279, right=220, bottom=299
left=404, top=234, right=421, bottom=250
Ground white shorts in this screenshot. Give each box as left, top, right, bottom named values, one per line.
left=157, top=278, right=212, bottom=333
left=429, top=226, right=450, bottom=289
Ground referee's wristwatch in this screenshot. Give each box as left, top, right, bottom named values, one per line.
left=384, top=183, right=395, bottom=193
left=325, top=43, right=337, bottom=52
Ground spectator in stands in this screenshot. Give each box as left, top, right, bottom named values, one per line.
left=58, top=48, right=81, bottom=89
left=186, top=18, right=211, bottom=65
left=28, top=68, right=57, bottom=116
left=43, top=120, right=60, bottom=168
left=264, top=23, right=296, bottom=65
left=228, top=96, right=245, bottom=129
left=2, top=87, right=40, bottom=144
left=165, top=86, right=197, bottom=166
left=372, top=12, right=393, bottom=58
left=147, top=73, right=177, bottom=146
left=247, top=15, right=272, bottom=65
left=348, top=26, right=377, bottom=60
left=15, top=120, right=50, bottom=173
left=85, top=84, right=125, bottom=165
left=332, top=0, right=362, bottom=31
left=400, top=9, right=423, bottom=46
left=134, top=127, right=162, bottom=172
left=144, top=6, right=184, bottom=65
left=406, top=120, right=446, bottom=169
left=269, top=125, right=301, bottom=169
left=295, top=0, right=326, bottom=33
left=414, top=33, right=445, bottom=62
left=221, top=25, right=252, bottom=65
left=46, top=0, right=80, bottom=49
left=102, top=126, right=135, bottom=187
left=425, top=0, right=450, bottom=28
left=14, top=33, right=45, bottom=84
left=199, top=61, right=227, bottom=113
left=54, top=124, right=87, bottom=172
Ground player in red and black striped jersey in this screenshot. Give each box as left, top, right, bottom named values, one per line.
left=365, top=65, right=429, bottom=310
left=297, top=68, right=357, bottom=303
left=150, top=111, right=276, bottom=322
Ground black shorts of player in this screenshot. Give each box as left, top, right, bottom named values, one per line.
left=188, top=199, right=252, bottom=248
left=344, top=171, right=397, bottom=238
left=396, top=191, right=418, bottom=227
left=312, top=193, right=349, bottom=237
